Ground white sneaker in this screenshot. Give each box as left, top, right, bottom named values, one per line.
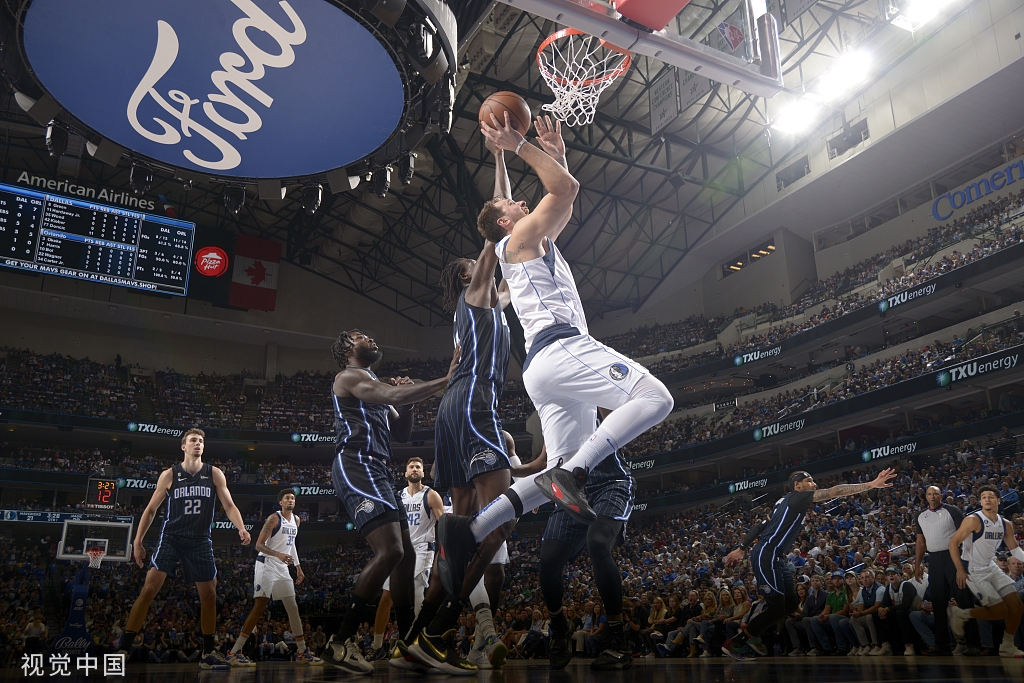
left=904, top=646, right=915, bottom=656
left=323, top=636, right=373, bottom=675
left=952, top=642, right=969, bottom=656
left=999, top=644, right=1024, bottom=658
left=871, top=643, right=892, bottom=656
left=788, top=649, right=805, bottom=657
left=296, top=648, right=324, bottom=666
left=467, top=648, right=492, bottom=669
left=806, top=648, right=822, bottom=656
left=226, top=652, right=257, bottom=667
left=846, top=647, right=859, bottom=656
left=699, top=650, right=712, bottom=658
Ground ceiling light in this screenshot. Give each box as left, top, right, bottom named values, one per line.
left=372, top=166, right=391, bottom=198
left=130, top=163, right=154, bottom=195
left=771, top=96, right=823, bottom=134
left=892, top=0, right=957, bottom=32
left=728, top=265, right=741, bottom=271
left=223, top=185, right=246, bottom=214
left=301, top=183, right=322, bottom=215
left=759, top=250, right=769, bottom=255
left=398, top=152, right=417, bottom=186
left=766, top=245, right=775, bottom=250
left=45, top=121, right=68, bottom=158
left=817, top=49, right=872, bottom=102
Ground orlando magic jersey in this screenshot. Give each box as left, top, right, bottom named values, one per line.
left=450, top=289, right=510, bottom=392
left=962, top=510, right=1008, bottom=565
left=161, top=462, right=216, bottom=537
left=403, top=487, right=436, bottom=552
left=755, top=490, right=815, bottom=557
left=333, top=367, right=393, bottom=461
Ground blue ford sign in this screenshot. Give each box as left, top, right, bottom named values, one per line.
left=23, top=0, right=406, bottom=178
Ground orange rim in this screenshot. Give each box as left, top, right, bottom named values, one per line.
left=536, top=28, right=632, bottom=87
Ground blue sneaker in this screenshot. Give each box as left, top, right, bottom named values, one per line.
left=200, top=651, right=231, bottom=670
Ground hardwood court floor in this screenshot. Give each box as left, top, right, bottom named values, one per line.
left=8, top=656, right=1024, bottom=682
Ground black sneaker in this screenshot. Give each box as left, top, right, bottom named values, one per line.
left=536, top=467, right=596, bottom=524
left=591, top=633, right=632, bottom=671
left=370, top=644, right=391, bottom=661
left=389, top=639, right=431, bottom=674
left=407, top=630, right=477, bottom=676
left=436, top=514, right=477, bottom=597
left=722, top=638, right=749, bottom=661
left=549, top=632, right=572, bottom=670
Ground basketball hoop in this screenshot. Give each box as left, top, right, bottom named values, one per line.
left=536, top=28, right=632, bottom=127
left=86, top=548, right=105, bottom=569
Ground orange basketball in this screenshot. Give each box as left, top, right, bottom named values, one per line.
left=478, top=91, right=532, bottom=136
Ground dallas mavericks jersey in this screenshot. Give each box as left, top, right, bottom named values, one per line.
left=161, top=462, right=216, bottom=537
left=962, top=511, right=1007, bottom=565
left=497, top=236, right=588, bottom=353
left=333, top=367, right=393, bottom=461
left=450, top=289, right=510, bottom=392
left=403, top=487, right=436, bottom=552
left=259, top=511, right=298, bottom=564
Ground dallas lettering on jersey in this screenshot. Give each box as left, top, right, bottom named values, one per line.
left=728, top=478, right=769, bottom=494
left=985, top=531, right=1003, bottom=540
left=877, top=283, right=937, bottom=312
left=173, top=485, right=212, bottom=499
left=861, top=441, right=917, bottom=462
left=753, top=418, right=805, bottom=441
left=734, top=346, right=782, bottom=366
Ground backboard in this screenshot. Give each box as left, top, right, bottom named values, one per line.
left=57, top=519, right=133, bottom=563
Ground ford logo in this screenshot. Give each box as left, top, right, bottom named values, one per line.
left=23, top=0, right=406, bottom=178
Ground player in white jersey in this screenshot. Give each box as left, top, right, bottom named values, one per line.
left=372, top=458, right=444, bottom=658
left=228, top=490, right=322, bottom=666
left=437, top=114, right=673, bottom=599
left=948, top=484, right=1024, bottom=657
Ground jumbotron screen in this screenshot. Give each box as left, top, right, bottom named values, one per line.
left=0, top=181, right=195, bottom=295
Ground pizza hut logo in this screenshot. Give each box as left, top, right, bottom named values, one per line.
left=195, top=246, right=229, bottom=277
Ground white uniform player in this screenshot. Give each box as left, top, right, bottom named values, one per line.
left=254, top=510, right=299, bottom=599
left=384, top=486, right=438, bottom=595
left=949, top=485, right=1024, bottom=658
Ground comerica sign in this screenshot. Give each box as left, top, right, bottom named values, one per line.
left=931, top=159, right=1024, bottom=221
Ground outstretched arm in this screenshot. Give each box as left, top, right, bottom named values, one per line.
left=335, top=349, right=460, bottom=406
left=812, top=468, right=896, bottom=502
left=948, top=516, right=980, bottom=588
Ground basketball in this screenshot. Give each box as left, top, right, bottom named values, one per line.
left=478, top=91, right=533, bottom=136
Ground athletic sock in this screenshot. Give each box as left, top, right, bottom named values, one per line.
left=1002, top=632, right=1016, bottom=649
left=120, top=630, right=137, bottom=650
left=395, top=606, right=415, bottom=643
left=470, top=496, right=515, bottom=543
left=296, top=638, right=306, bottom=653
left=425, top=597, right=465, bottom=638
left=336, top=594, right=372, bottom=644
left=231, top=633, right=248, bottom=654
left=372, top=633, right=383, bottom=650
left=203, top=634, right=215, bottom=655
left=474, top=606, right=495, bottom=644
left=549, top=609, right=569, bottom=637
left=408, top=599, right=441, bottom=642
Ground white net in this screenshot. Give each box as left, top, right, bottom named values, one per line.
left=87, top=550, right=105, bottom=569
left=537, top=29, right=631, bottom=127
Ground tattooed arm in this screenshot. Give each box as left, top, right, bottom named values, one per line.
left=811, top=468, right=896, bottom=502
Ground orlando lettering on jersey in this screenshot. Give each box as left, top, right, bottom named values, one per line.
left=173, top=485, right=212, bottom=499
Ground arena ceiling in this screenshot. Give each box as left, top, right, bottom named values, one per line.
left=0, top=0, right=977, bottom=326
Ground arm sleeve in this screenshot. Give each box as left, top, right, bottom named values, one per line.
left=742, top=519, right=768, bottom=549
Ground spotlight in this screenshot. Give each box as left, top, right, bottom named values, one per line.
left=129, top=163, right=154, bottom=195
left=45, top=121, right=68, bottom=158
left=398, top=152, right=417, bottom=186
left=301, top=183, right=323, bottom=215
left=816, top=49, right=872, bottom=102
left=223, top=185, right=246, bottom=214
left=892, top=0, right=957, bottom=32
left=771, top=96, right=824, bottom=135
left=372, top=167, right=391, bottom=198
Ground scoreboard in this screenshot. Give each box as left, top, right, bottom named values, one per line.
left=0, top=181, right=195, bottom=295
left=85, top=477, right=118, bottom=511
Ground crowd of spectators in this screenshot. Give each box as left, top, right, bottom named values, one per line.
left=0, top=349, right=136, bottom=420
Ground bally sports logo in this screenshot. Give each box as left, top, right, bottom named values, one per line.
left=127, top=422, right=184, bottom=437
left=878, top=283, right=937, bottom=312
left=734, top=346, right=782, bottom=366
left=753, top=418, right=805, bottom=441
left=862, top=442, right=917, bottom=462
left=936, top=353, right=1020, bottom=387
left=728, top=478, right=769, bottom=494
left=195, top=246, right=229, bottom=277
left=291, top=433, right=333, bottom=443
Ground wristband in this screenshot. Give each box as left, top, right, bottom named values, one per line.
left=515, top=138, right=528, bottom=156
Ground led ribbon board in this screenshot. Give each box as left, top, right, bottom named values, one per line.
left=22, top=0, right=406, bottom=178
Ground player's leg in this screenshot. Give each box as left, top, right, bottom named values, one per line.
left=229, top=596, right=269, bottom=664
left=585, top=484, right=632, bottom=671
left=725, top=552, right=790, bottom=659
left=373, top=589, right=392, bottom=654
left=387, top=524, right=418, bottom=642
left=278, top=587, right=321, bottom=665
left=195, top=578, right=222, bottom=665
left=119, top=568, right=168, bottom=651
left=539, top=511, right=586, bottom=670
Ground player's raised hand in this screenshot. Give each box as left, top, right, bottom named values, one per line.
left=481, top=112, right=525, bottom=152
left=724, top=547, right=745, bottom=567
left=239, top=527, right=252, bottom=545
left=870, top=468, right=897, bottom=489
left=390, top=376, right=414, bottom=386
left=534, top=115, right=565, bottom=160
left=132, top=540, right=146, bottom=568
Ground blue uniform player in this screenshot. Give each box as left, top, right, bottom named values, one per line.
left=722, top=467, right=896, bottom=660
left=119, top=428, right=251, bottom=670
left=321, top=329, right=459, bottom=675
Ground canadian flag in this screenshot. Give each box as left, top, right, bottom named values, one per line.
left=229, top=234, right=281, bottom=311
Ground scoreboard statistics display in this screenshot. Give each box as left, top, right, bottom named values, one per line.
left=85, top=478, right=118, bottom=511
left=0, top=181, right=195, bottom=295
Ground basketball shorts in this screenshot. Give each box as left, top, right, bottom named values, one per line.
left=523, top=334, right=648, bottom=460
left=151, top=533, right=216, bottom=583
left=434, top=380, right=511, bottom=490
left=541, top=476, right=634, bottom=557
left=331, top=450, right=408, bottom=535
left=383, top=549, right=433, bottom=592
left=966, top=560, right=1016, bottom=606
left=253, top=555, right=295, bottom=599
